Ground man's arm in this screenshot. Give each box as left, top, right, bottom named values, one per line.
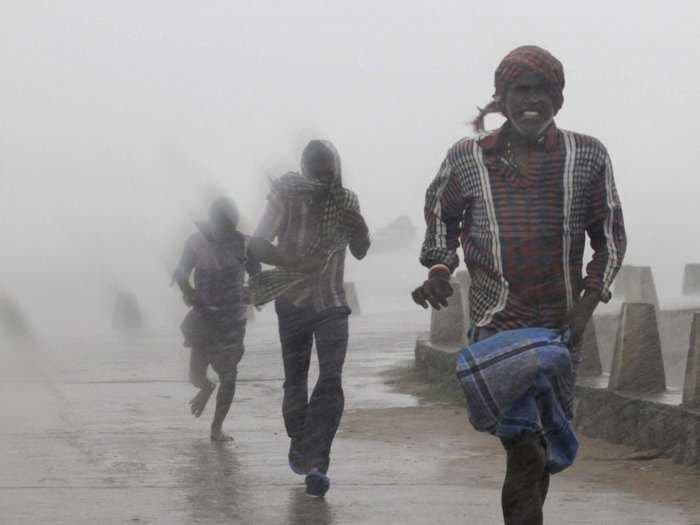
left=247, top=237, right=288, bottom=267
left=419, top=156, right=464, bottom=273
left=341, top=201, right=370, bottom=260
left=247, top=237, right=324, bottom=272
left=564, top=149, right=627, bottom=342
left=173, top=238, right=198, bottom=306
left=244, top=236, right=262, bottom=277
left=253, top=193, right=283, bottom=243
left=583, top=150, right=627, bottom=302
left=412, top=155, right=465, bottom=309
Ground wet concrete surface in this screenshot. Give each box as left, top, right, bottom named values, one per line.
left=1, top=310, right=699, bottom=524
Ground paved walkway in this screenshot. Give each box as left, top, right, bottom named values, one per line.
left=0, top=311, right=698, bottom=524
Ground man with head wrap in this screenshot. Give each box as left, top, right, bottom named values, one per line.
left=413, top=46, right=626, bottom=524
left=250, top=140, right=370, bottom=497
left=174, top=197, right=261, bottom=441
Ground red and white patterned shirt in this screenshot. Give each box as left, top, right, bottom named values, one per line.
left=420, top=123, right=627, bottom=330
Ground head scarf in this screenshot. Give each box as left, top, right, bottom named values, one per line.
left=473, top=45, right=565, bottom=132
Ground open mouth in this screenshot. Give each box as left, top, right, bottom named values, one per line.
left=520, top=110, right=541, bottom=119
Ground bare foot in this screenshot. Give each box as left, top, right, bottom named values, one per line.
left=190, top=384, right=215, bottom=418
left=210, top=428, right=234, bottom=442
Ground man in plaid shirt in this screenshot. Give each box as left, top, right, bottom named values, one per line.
left=412, top=46, right=626, bottom=524
left=252, top=139, right=370, bottom=497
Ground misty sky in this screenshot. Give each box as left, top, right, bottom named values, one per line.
left=1, top=0, right=699, bottom=315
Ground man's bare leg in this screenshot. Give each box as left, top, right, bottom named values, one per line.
left=189, top=347, right=216, bottom=418
left=210, top=369, right=236, bottom=441
left=190, top=382, right=216, bottom=418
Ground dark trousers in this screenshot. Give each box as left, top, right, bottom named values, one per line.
left=276, top=299, right=350, bottom=474
left=472, top=326, right=550, bottom=525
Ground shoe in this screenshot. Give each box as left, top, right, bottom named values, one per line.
left=288, top=437, right=306, bottom=476
left=305, top=469, right=330, bottom=497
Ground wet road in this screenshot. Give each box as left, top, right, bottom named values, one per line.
left=1, top=310, right=698, bottom=524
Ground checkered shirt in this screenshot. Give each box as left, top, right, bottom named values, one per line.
left=420, top=123, right=627, bottom=330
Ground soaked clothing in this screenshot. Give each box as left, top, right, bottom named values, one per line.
left=252, top=141, right=370, bottom=311
left=459, top=327, right=578, bottom=474
left=175, top=225, right=258, bottom=428
left=420, top=122, right=626, bottom=331
left=189, top=321, right=246, bottom=392
left=276, top=298, right=350, bottom=474
left=470, top=327, right=551, bottom=525
left=174, top=226, right=258, bottom=326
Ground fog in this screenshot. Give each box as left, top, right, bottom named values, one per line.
left=1, top=1, right=699, bottom=335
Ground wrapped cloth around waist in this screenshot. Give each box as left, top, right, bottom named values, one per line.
left=181, top=306, right=246, bottom=348
left=456, top=327, right=577, bottom=474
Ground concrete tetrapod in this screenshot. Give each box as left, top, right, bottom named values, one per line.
left=682, top=312, right=700, bottom=408
left=609, top=302, right=666, bottom=393
left=576, top=319, right=603, bottom=377
left=429, top=279, right=466, bottom=346
left=682, top=264, right=700, bottom=296
left=453, top=270, right=471, bottom=330
left=612, top=265, right=659, bottom=313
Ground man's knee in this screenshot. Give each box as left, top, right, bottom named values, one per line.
left=283, top=377, right=308, bottom=395
left=190, top=370, right=211, bottom=389
left=218, top=368, right=237, bottom=389
left=316, top=372, right=343, bottom=395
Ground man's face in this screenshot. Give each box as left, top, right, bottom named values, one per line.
left=210, top=201, right=238, bottom=231
left=504, top=72, right=555, bottom=140
left=306, top=156, right=335, bottom=185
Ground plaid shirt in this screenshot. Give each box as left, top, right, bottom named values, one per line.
left=420, top=123, right=627, bottom=330
left=253, top=174, right=369, bottom=311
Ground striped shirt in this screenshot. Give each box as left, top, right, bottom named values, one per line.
left=420, top=123, right=627, bottom=330
left=254, top=185, right=369, bottom=312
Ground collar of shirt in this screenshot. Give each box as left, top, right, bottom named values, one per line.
left=477, top=121, right=559, bottom=154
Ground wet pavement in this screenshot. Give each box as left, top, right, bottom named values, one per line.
left=1, top=310, right=699, bottom=524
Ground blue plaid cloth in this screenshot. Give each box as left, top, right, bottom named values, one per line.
left=456, top=327, right=578, bottom=474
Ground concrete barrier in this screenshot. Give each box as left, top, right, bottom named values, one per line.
left=344, top=282, right=361, bottom=316
left=413, top=299, right=700, bottom=468
left=112, top=291, right=145, bottom=335
left=576, top=320, right=603, bottom=377
left=0, top=295, right=32, bottom=340
left=683, top=264, right=700, bottom=296
left=415, top=278, right=467, bottom=387
left=609, top=303, right=666, bottom=393
left=429, top=279, right=466, bottom=345
left=574, top=381, right=700, bottom=468
left=683, top=312, right=700, bottom=408
left=613, top=265, right=659, bottom=312
left=453, top=270, right=471, bottom=329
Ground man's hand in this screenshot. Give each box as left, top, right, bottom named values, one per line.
left=562, top=289, right=600, bottom=346
left=411, top=267, right=454, bottom=310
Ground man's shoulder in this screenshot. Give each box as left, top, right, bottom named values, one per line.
left=336, top=187, right=360, bottom=211
left=445, top=130, right=499, bottom=163
left=446, top=135, right=480, bottom=158
left=559, top=129, right=609, bottom=157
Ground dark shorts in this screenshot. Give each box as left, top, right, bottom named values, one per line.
left=181, top=306, right=246, bottom=348
left=189, top=321, right=246, bottom=384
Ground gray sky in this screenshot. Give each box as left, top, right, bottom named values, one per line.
left=1, top=0, right=699, bottom=318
